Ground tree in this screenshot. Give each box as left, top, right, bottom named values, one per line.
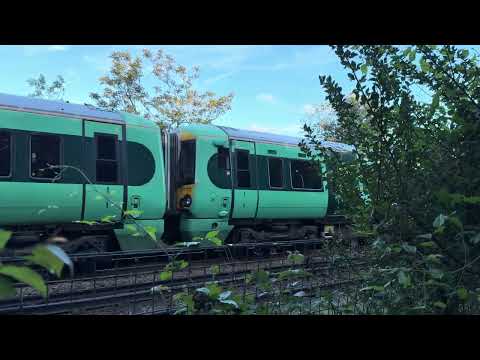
left=90, top=49, right=234, bottom=130
left=27, top=74, right=65, bottom=100
left=302, top=45, right=480, bottom=313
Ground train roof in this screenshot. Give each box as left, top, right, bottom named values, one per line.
left=0, top=92, right=124, bottom=124
left=218, top=126, right=354, bottom=153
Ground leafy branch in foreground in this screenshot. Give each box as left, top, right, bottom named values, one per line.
left=0, top=229, right=73, bottom=299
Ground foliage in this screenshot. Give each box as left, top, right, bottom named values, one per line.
left=0, top=229, right=73, bottom=299
left=27, top=74, right=65, bottom=100
left=301, top=45, right=480, bottom=314
left=89, top=49, right=234, bottom=130
left=176, top=230, right=224, bottom=248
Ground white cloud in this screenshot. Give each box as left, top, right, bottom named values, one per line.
left=303, top=104, right=316, bottom=115
left=256, top=93, right=276, bottom=104
left=20, top=45, right=70, bottom=56
left=47, top=45, right=68, bottom=52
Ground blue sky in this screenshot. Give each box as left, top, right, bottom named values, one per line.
left=0, top=45, right=477, bottom=137
left=0, top=45, right=356, bottom=137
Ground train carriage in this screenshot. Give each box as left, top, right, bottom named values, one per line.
left=0, top=93, right=354, bottom=252
left=0, top=93, right=166, bottom=252
left=172, top=124, right=354, bottom=244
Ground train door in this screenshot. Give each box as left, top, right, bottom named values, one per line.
left=231, top=140, right=258, bottom=219
left=83, top=120, right=125, bottom=222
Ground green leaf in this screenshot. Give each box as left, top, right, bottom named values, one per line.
left=287, top=251, right=305, bottom=264
left=409, top=50, right=416, bottom=62
left=431, top=94, right=440, bottom=108
left=433, top=301, right=446, bottom=310
left=433, top=214, right=447, bottom=228
left=165, top=260, right=189, bottom=272
left=401, top=243, right=417, bottom=254
left=457, top=288, right=468, bottom=301
left=429, top=268, right=444, bottom=280
left=206, top=283, right=222, bottom=299
left=219, top=299, right=239, bottom=309
left=74, top=220, right=98, bottom=226
left=420, top=57, right=431, bottom=72
left=0, top=230, right=12, bottom=250
left=0, top=276, right=16, bottom=299
left=210, top=265, right=220, bottom=275
left=471, top=233, right=480, bottom=245
left=125, top=224, right=137, bottom=233
left=100, top=215, right=116, bottom=223
left=205, top=230, right=219, bottom=239
left=123, top=209, right=143, bottom=217
left=425, top=254, right=442, bottom=264
left=360, top=63, right=368, bottom=75
left=159, top=271, right=172, bottom=281
left=0, top=266, right=47, bottom=298
left=447, top=216, right=463, bottom=230
left=397, top=271, right=411, bottom=288
left=196, top=287, right=210, bottom=295
left=206, top=237, right=222, bottom=246
left=459, top=49, right=469, bottom=59
left=418, top=241, right=436, bottom=248
left=24, top=244, right=73, bottom=278
left=144, top=226, right=157, bottom=241
left=218, top=290, right=232, bottom=301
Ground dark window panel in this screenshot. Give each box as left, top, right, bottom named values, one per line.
left=268, top=158, right=283, bottom=188
left=31, top=134, right=61, bottom=179
left=96, top=160, right=118, bottom=183
left=0, top=132, right=11, bottom=176
left=291, top=160, right=323, bottom=190
left=97, top=135, right=117, bottom=160
left=236, top=150, right=249, bottom=170
left=237, top=170, right=251, bottom=188
left=179, top=140, right=196, bottom=185
left=218, top=147, right=230, bottom=170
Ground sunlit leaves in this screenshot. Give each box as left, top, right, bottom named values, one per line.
left=24, top=245, right=73, bottom=278
left=0, top=266, right=47, bottom=298
left=89, top=49, right=234, bottom=129
left=27, top=74, right=65, bottom=100
left=159, top=271, right=173, bottom=281
left=144, top=226, right=157, bottom=241
left=0, top=230, right=12, bottom=250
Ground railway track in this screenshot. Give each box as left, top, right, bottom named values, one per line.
left=1, top=237, right=359, bottom=280
left=0, top=253, right=368, bottom=315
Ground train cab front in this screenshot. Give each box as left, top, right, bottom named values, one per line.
left=169, top=125, right=234, bottom=243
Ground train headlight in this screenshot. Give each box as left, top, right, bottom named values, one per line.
left=180, top=195, right=192, bottom=208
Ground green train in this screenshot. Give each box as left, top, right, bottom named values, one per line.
left=0, top=93, right=353, bottom=252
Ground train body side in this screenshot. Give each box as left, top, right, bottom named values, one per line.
left=0, top=95, right=166, bottom=251
left=174, top=124, right=330, bottom=243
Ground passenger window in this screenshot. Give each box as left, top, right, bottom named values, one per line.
left=0, top=132, right=11, bottom=177
left=291, top=160, right=323, bottom=190
left=236, top=150, right=250, bottom=188
left=31, top=134, right=61, bottom=179
left=218, top=147, right=230, bottom=170
left=268, top=158, right=283, bottom=188
left=96, top=134, right=118, bottom=183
